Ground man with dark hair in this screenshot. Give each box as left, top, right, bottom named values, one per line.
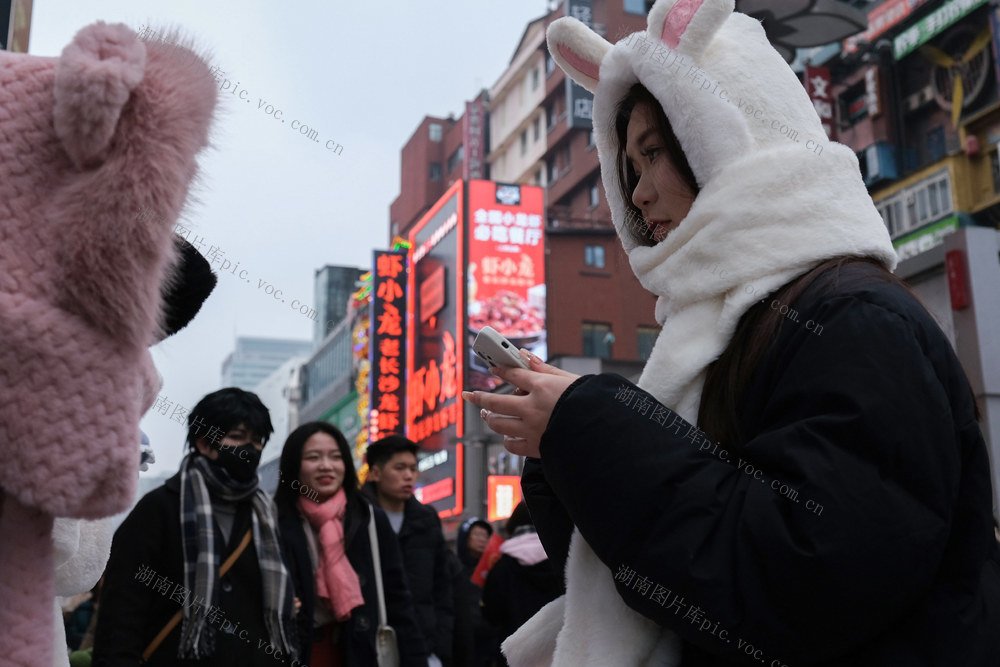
left=365, top=435, right=454, bottom=667
left=94, top=388, right=299, bottom=666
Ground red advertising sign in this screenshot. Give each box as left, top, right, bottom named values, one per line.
left=463, top=100, right=485, bottom=181
left=487, top=475, right=522, bottom=522
left=805, top=65, right=836, bottom=141
left=407, top=180, right=465, bottom=517
left=467, top=180, right=547, bottom=391
left=843, top=0, right=928, bottom=54
left=369, top=250, right=407, bottom=443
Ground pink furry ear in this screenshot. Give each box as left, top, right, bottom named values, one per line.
left=53, top=22, right=146, bottom=169
left=547, top=17, right=610, bottom=94
left=647, top=0, right=733, bottom=57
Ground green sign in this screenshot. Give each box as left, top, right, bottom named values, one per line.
left=894, top=0, right=988, bottom=60
left=893, top=215, right=959, bottom=261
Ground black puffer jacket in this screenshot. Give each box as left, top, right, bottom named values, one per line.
left=524, top=262, right=1000, bottom=666
left=362, top=485, right=453, bottom=661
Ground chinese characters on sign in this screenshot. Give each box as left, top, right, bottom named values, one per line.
left=406, top=182, right=464, bottom=515
left=369, top=250, right=408, bottom=443
left=805, top=65, right=836, bottom=140
left=464, top=99, right=486, bottom=181
left=468, top=181, right=547, bottom=392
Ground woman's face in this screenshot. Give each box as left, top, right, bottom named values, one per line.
left=625, top=103, right=696, bottom=242
left=299, top=431, right=346, bottom=502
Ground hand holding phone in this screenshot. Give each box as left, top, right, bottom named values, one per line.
left=472, top=326, right=531, bottom=370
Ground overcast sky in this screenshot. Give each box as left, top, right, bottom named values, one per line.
left=30, top=0, right=548, bottom=478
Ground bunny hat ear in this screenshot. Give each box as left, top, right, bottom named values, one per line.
left=546, top=17, right=611, bottom=94
left=647, top=0, right=734, bottom=56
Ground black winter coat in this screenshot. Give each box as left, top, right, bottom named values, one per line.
left=524, top=262, right=1000, bottom=666
left=480, top=548, right=564, bottom=652
left=277, top=498, right=429, bottom=667
left=362, top=484, right=454, bottom=660
left=93, top=473, right=291, bottom=667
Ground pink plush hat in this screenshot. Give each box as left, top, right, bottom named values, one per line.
left=0, top=22, right=217, bottom=666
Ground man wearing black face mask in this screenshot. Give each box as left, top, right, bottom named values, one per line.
left=94, top=388, right=299, bottom=666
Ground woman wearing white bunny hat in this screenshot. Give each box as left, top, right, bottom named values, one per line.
left=462, top=0, right=1000, bottom=665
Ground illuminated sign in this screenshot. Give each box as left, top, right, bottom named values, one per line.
left=843, top=0, right=929, bottom=54
left=467, top=180, right=547, bottom=391
left=407, top=180, right=465, bottom=516
left=369, top=250, right=407, bottom=443
left=487, top=475, right=522, bottom=522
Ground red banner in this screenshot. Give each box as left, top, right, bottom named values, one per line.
left=805, top=65, right=836, bottom=141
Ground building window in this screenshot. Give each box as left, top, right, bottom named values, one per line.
left=546, top=53, right=555, bottom=76
left=429, top=123, right=443, bottom=142
left=429, top=162, right=442, bottom=181
left=548, top=158, right=558, bottom=184
left=447, top=145, right=464, bottom=173
left=520, top=130, right=528, bottom=156
left=583, top=322, right=612, bottom=358
left=535, top=167, right=544, bottom=186
left=874, top=168, right=952, bottom=239
left=533, top=115, right=541, bottom=142
left=927, top=126, right=945, bottom=163
left=589, top=182, right=600, bottom=208
left=531, top=67, right=540, bottom=91
left=546, top=104, right=556, bottom=130
left=584, top=245, right=605, bottom=268
left=638, top=326, right=658, bottom=361
left=624, top=0, right=648, bottom=14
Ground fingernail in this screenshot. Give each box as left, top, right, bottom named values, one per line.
left=480, top=408, right=489, bottom=420
left=519, top=348, right=534, bottom=362
left=461, top=391, right=474, bottom=401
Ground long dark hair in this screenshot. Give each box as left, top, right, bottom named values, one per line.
left=697, top=255, right=980, bottom=449
left=275, top=421, right=368, bottom=548
left=613, top=83, right=700, bottom=247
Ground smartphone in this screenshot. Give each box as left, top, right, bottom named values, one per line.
left=473, top=326, right=531, bottom=370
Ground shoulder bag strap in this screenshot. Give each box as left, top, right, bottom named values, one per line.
left=367, top=504, right=389, bottom=627
left=141, top=527, right=253, bottom=662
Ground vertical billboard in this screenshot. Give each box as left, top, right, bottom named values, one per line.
left=467, top=181, right=546, bottom=391
left=565, top=0, right=594, bottom=130
left=407, top=180, right=464, bottom=517
left=463, top=99, right=486, bottom=181
left=369, top=250, right=407, bottom=443
left=805, top=65, right=836, bottom=140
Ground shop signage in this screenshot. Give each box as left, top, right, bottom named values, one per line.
left=487, top=475, right=522, bottom=522
left=894, top=0, right=989, bottom=60
left=369, top=250, right=407, bottom=443
left=463, top=99, right=485, bottom=181
left=805, top=65, right=836, bottom=140
left=843, top=0, right=928, bottom=54
left=892, top=214, right=959, bottom=261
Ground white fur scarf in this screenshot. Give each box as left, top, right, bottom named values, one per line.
left=502, top=142, right=897, bottom=666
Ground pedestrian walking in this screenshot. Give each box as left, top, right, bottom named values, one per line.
left=93, top=388, right=299, bottom=666
left=364, top=436, right=454, bottom=667
left=463, top=0, right=1000, bottom=664
left=276, top=422, right=429, bottom=666
left=481, top=503, right=563, bottom=667
left=451, top=518, right=500, bottom=667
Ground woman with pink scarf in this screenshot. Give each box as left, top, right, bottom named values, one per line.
left=275, top=422, right=429, bottom=667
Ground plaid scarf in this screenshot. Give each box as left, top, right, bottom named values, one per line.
left=178, top=454, right=298, bottom=660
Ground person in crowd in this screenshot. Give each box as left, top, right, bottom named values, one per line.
left=276, top=422, right=428, bottom=667
left=463, top=1, right=1000, bottom=665
left=481, top=503, right=564, bottom=666
left=363, top=436, right=453, bottom=667
left=94, top=388, right=298, bottom=666
left=451, top=518, right=500, bottom=667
